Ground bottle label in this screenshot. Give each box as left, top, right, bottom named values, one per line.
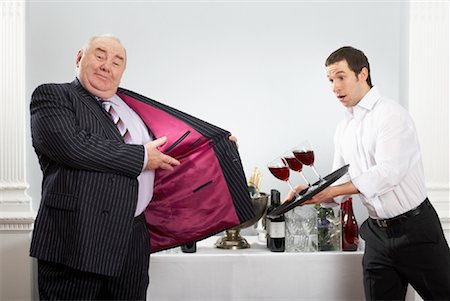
left=269, top=222, right=285, bottom=238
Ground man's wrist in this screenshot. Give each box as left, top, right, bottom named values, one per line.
left=142, top=145, right=148, bottom=171
left=332, top=181, right=359, bottom=198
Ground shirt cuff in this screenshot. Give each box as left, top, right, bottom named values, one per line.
left=142, top=146, right=148, bottom=172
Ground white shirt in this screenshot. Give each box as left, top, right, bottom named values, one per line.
left=332, top=87, right=427, bottom=219
left=106, top=94, right=155, bottom=217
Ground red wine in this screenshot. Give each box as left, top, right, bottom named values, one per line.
left=293, top=150, right=315, bottom=166
left=284, top=156, right=303, bottom=172
left=341, top=197, right=358, bottom=251
left=268, top=166, right=290, bottom=181
left=181, top=241, right=197, bottom=253
left=266, top=189, right=285, bottom=252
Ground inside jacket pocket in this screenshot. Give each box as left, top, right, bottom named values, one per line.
left=164, top=131, right=191, bottom=153
left=193, top=180, right=213, bottom=193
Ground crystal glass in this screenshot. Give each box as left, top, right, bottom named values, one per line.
left=282, top=150, right=310, bottom=186
left=267, top=156, right=300, bottom=198
left=292, top=140, right=323, bottom=183
left=285, top=205, right=318, bottom=252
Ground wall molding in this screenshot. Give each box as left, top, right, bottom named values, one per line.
left=0, top=3, right=35, bottom=300
left=0, top=217, right=34, bottom=231
left=409, top=1, right=449, bottom=188
left=408, top=1, right=449, bottom=243
left=0, top=0, right=34, bottom=222
left=427, top=183, right=450, bottom=207
left=427, top=184, right=450, bottom=234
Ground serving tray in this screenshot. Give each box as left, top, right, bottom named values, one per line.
left=267, top=164, right=349, bottom=218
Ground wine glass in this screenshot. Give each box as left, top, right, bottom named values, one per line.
left=282, top=150, right=310, bottom=186
left=267, top=156, right=300, bottom=198
left=292, top=140, right=324, bottom=183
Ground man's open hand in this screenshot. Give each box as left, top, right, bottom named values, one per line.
left=145, top=137, right=180, bottom=171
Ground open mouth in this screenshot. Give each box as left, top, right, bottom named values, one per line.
left=337, top=95, right=346, bottom=102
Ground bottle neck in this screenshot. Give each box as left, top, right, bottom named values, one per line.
left=346, top=199, right=353, bottom=215
left=270, top=189, right=281, bottom=206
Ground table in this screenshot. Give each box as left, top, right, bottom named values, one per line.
left=148, top=235, right=366, bottom=301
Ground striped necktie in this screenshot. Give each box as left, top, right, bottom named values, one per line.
left=99, top=99, right=131, bottom=143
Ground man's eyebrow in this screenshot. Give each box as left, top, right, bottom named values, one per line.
left=95, top=47, right=124, bottom=61
left=328, top=70, right=346, bottom=77
left=114, top=54, right=125, bottom=61
left=95, top=47, right=107, bottom=54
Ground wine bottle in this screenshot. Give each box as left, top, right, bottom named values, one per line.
left=266, top=190, right=275, bottom=248
left=340, top=200, right=346, bottom=218
left=181, top=241, right=197, bottom=253
left=341, top=197, right=358, bottom=251
left=339, top=200, right=346, bottom=251
left=266, top=189, right=285, bottom=252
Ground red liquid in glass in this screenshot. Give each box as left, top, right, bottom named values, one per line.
left=268, top=166, right=290, bottom=181
left=293, top=150, right=315, bottom=166
left=284, top=156, right=303, bottom=172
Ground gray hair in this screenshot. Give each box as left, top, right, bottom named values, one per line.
left=81, top=34, right=127, bottom=60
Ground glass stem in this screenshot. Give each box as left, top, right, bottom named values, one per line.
left=299, top=172, right=311, bottom=186
left=311, top=165, right=324, bottom=182
left=287, top=180, right=301, bottom=199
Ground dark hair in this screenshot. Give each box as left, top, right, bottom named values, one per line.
left=325, top=46, right=373, bottom=87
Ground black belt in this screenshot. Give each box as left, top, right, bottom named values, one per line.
left=371, top=198, right=430, bottom=228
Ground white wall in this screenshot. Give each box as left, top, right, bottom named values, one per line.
left=25, top=0, right=409, bottom=226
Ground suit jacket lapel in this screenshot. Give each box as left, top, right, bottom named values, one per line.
left=70, top=79, right=122, bottom=141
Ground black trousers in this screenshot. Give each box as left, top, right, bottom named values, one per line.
left=38, top=214, right=151, bottom=300
left=360, top=199, right=450, bottom=301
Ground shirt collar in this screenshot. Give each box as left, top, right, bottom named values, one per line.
left=358, top=86, right=381, bottom=111
left=345, top=86, right=381, bottom=120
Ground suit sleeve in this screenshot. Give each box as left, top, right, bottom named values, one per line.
left=30, top=84, right=144, bottom=178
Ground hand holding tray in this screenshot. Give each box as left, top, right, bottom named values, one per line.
left=266, top=164, right=349, bottom=218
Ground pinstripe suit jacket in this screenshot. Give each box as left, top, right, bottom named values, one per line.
left=30, top=79, right=254, bottom=276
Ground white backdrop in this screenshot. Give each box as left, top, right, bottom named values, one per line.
left=25, top=0, right=410, bottom=225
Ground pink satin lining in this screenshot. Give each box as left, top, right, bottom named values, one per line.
left=119, top=93, right=240, bottom=252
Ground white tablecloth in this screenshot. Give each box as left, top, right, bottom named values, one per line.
left=148, top=235, right=367, bottom=301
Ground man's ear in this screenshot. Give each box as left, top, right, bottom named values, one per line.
left=358, top=67, right=369, bottom=82
left=75, top=49, right=83, bottom=68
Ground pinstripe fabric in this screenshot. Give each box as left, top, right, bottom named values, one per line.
left=38, top=260, right=104, bottom=300
left=103, top=213, right=150, bottom=300
left=30, top=80, right=145, bottom=276
left=37, top=214, right=150, bottom=300
left=31, top=78, right=254, bottom=284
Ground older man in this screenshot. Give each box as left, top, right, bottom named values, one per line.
left=30, top=34, right=253, bottom=300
